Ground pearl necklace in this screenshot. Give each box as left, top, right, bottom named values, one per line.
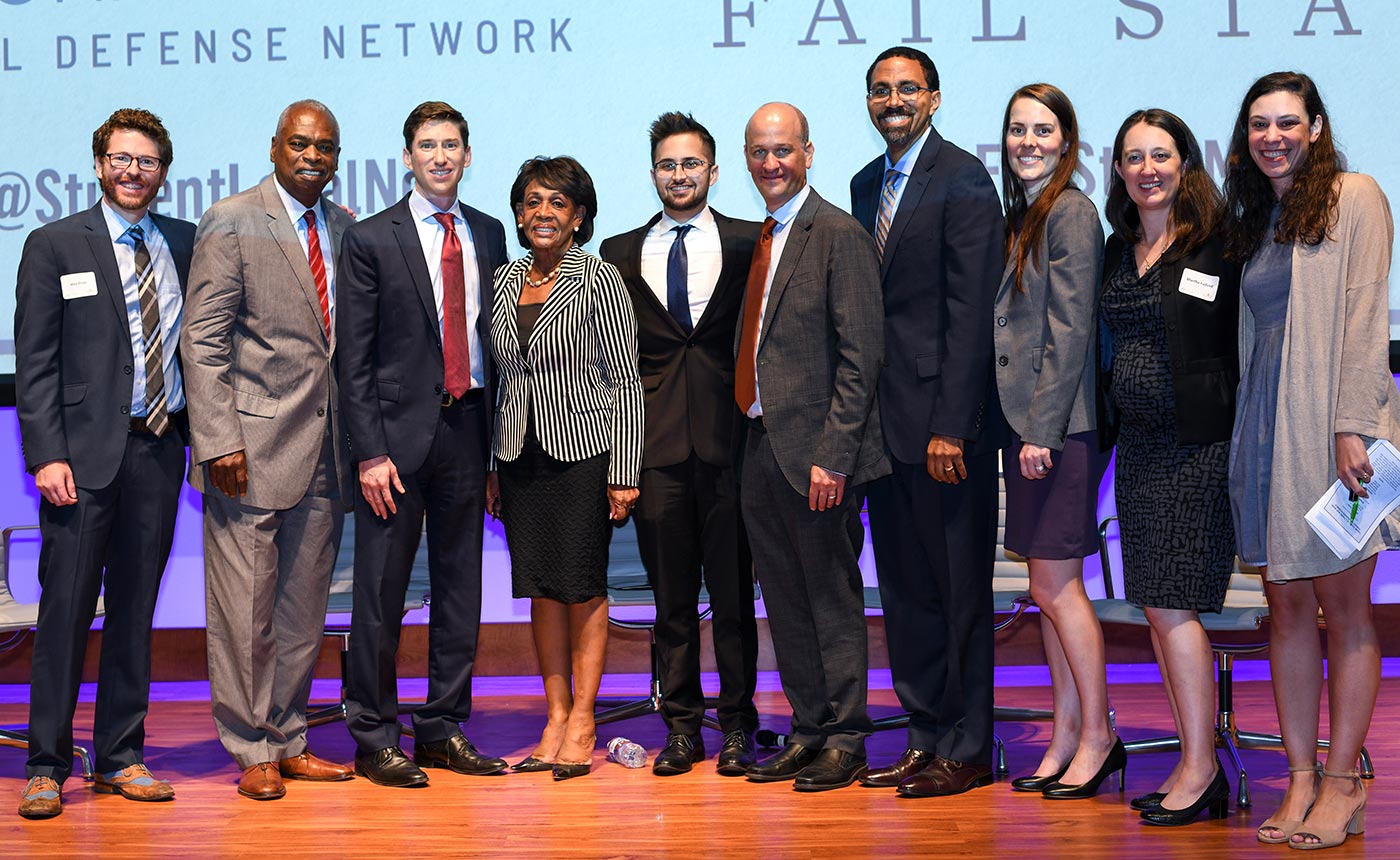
left=524, top=256, right=566, bottom=289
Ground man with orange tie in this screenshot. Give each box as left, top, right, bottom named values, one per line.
left=336, top=101, right=509, bottom=787
left=734, top=103, right=888, bottom=792
left=184, top=100, right=356, bottom=800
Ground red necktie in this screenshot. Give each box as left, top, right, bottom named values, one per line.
left=735, top=217, right=778, bottom=413
left=303, top=210, right=331, bottom=339
left=433, top=211, right=472, bottom=398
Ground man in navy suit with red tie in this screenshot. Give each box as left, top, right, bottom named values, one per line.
left=337, top=101, right=509, bottom=787
left=14, top=108, right=193, bottom=819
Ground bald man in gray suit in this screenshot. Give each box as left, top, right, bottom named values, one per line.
left=182, top=100, right=355, bottom=801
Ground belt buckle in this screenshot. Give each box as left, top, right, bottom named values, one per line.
left=441, top=392, right=456, bottom=408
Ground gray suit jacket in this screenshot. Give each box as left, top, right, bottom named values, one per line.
left=736, top=188, right=889, bottom=495
left=992, top=188, right=1102, bottom=451
left=182, top=175, right=353, bottom=511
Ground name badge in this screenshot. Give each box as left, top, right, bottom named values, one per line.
left=60, top=272, right=99, bottom=299
left=1178, top=268, right=1220, bottom=302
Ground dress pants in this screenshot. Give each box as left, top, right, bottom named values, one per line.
left=866, top=450, right=998, bottom=764
left=346, top=395, right=487, bottom=750
left=739, top=426, right=872, bottom=754
left=204, top=428, right=343, bottom=768
left=26, top=430, right=185, bottom=782
left=633, top=452, right=758, bottom=737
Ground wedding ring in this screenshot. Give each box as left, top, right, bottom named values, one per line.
left=944, top=465, right=955, bottom=472
left=1036, top=464, right=1047, bottom=472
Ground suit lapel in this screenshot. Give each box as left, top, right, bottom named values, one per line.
left=758, top=192, right=818, bottom=351
left=390, top=198, right=440, bottom=346
left=879, top=129, right=943, bottom=280
left=259, top=178, right=328, bottom=346
left=622, top=215, right=680, bottom=334
left=82, top=205, right=130, bottom=331
left=693, top=212, right=741, bottom=333
left=460, top=204, right=496, bottom=363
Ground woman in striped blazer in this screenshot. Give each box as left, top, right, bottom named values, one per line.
left=486, top=156, right=644, bottom=780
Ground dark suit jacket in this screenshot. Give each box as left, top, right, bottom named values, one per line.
left=1096, top=232, right=1240, bottom=449
left=734, top=188, right=889, bottom=495
left=599, top=209, right=759, bottom=469
left=336, top=192, right=508, bottom=474
left=15, top=203, right=194, bottom=488
left=851, top=128, right=1008, bottom=462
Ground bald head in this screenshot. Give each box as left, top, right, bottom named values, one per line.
left=270, top=99, right=341, bottom=208
left=743, top=102, right=814, bottom=211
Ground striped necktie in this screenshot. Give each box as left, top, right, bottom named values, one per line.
left=875, top=168, right=901, bottom=258
left=128, top=225, right=167, bottom=436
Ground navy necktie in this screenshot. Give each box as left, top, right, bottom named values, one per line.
left=666, top=224, right=694, bottom=334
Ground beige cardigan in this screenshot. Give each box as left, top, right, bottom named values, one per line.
left=1233, top=172, right=1398, bottom=580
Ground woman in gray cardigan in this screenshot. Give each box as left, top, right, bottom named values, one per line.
left=1223, top=71, right=1397, bottom=850
left=992, top=84, right=1116, bottom=799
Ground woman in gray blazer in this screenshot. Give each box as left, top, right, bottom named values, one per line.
left=993, top=84, right=1116, bottom=799
left=486, top=157, right=644, bottom=780
left=1223, top=71, right=1396, bottom=850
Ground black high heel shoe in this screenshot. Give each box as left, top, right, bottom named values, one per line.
left=511, top=756, right=554, bottom=773
left=1041, top=738, right=1127, bottom=800
left=1140, top=767, right=1230, bottom=826
left=551, top=761, right=592, bottom=781
left=1130, top=790, right=1166, bottom=811
left=1010, top=762, right=1070, bottom=793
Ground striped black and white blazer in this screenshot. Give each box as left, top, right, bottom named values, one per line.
left=489, top=244, right=644, bottom=487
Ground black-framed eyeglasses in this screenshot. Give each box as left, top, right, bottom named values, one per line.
left=104, top=152, right=165, bottom=172
left=653, top=158, right=710, bottom=175
left=866, top=84, right=935, bottom=101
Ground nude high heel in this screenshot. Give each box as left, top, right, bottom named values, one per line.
left=1257, top=764, right=1320, bottom=844
left=1290, top=770, right=1366, bottom=851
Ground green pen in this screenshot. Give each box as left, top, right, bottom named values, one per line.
left=1349, top=477, right=1368, bottom=524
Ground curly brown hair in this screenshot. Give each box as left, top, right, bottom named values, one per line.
left=1219, top=71, right=1344, bottom=262
left=1001, top=83, right=1082, bottom=293
left=91, top=108, right=173, bottom=166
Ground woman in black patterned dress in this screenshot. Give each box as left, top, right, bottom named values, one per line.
left=1097, top=110, right=1240, bottom=825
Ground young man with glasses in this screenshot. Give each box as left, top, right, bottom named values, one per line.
left=14, top=108, right=194, bottom=819
left=599, top=112, right=762, bottom=777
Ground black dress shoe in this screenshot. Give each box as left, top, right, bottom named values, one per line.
left=860, top=748, right=936, bottom=788
left=794, top=748, right=868, bottom=792
left=511, top=756, right=554, bottom=773
left=354, top=746, right=428, bottom=788
left=653, top=734, right=704, bottom=776
left=1140, top=768, right=1230, bottom=826
left=745, top=742, right=819, bottom=782
left=1131, top=790, right=1166, bottom=811
left=896, top=756, right=994, bottom=797
left=1010, top=762, right=1070, bottom=793
left=1043, top=738, right=1127, bottom=800
left=552, top=761, right=592, bottom=781
left=716, top=730, right=757, bottom=777
left=414, top=734, right=507, bottom=775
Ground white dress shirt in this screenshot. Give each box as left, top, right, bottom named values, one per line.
left=883, top=125, right=932, bottom=216
left=101, top=199, right=185, bottom=415
left=639, top=205, right=723, bottom=325
left=272, top=179, right=337, bottom=325
left=747, top=183, right=811, bottom=419
left=408, top=188, right=485, bottom=391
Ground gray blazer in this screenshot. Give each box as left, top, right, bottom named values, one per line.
left=736, top=188, right=889, bottom=494
left=182, top=175, right=354, bottom=511
left=993, top=188, right=1103, bottom=451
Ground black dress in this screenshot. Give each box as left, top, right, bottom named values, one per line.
left=1100, top=249, right=1234, bottom=612
left=496, top=301, right=611, bottom=604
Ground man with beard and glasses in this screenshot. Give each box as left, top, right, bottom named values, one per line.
left=183, top=100, right=356, bottom=801
left=599, top=112, right=761, bottom=777
left=337, top=100, right=509, bottom=787
left=849, top=47, right=1007, bottom=797
left=14, top=108, right=194, bottom=819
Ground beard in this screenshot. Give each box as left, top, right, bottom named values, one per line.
left=100, top=171, right=162, bottom=214
left=659, top=181, right=709, bottom=215
left=876, top=108, right=924, bottom=149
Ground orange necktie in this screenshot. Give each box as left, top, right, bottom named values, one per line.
left=735, top=217, right=778, bottom=413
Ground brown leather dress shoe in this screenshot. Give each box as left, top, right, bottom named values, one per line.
left=93, top=764, right=175, bottom=801
left=860, top=748, right=936, bottom=788
left=896, top=756, right=994, bottom=797
left=279, top=750, right=354, bottom=782
left=238, top=762, right=287, bottom=800
left=18, top=776, right=62, bottom=819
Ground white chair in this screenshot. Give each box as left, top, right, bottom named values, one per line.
left=0, top=525, right=98, bottom=779
left=305, top=515, right=433, bottom=730
left=1094, top=515, right=1375, bottom=809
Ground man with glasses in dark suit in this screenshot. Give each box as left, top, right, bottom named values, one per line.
left=599, top=112, right=761, bottom=777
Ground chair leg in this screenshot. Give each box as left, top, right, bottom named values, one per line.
left=993, top=734, right=1008, bottom=777
left=0, top=728, right=93, bottom=780
left=73, top=742, right=94, bottom=780
left=993, top=706, right=1054, bottom=722
left=594, top=627, right=663, bottom=726
left=1122, top=735, right=1183, bottom=755
left=871, top=713, right=912, bottom=732
left=1216, top=726, right=1250, bottom=808
left=306, top=630, right=350, bottom=727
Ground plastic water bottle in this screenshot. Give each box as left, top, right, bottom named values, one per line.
left=606, top=737, right=647, bottom=768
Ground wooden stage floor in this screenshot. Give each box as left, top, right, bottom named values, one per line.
left=0, top=665, right=1392, bottom=859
